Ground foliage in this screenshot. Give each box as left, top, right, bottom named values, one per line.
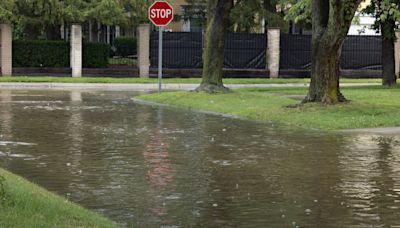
left=13, top=40, right=70, bottom=67
left=0, top=0, right=16, bottom=23
left=182, top=0, right=290, bottom=32
left=86, top=0, right=127, bottom=25
left=15, top=0, right=64, bottom=25
left=284, top=0, right=311, bottom=24
left=121, top=0, right=151, bottom=27
left=12, top=40, right=111, bottom=68
left=1, top=0, right=149, bottom=40
left=83, top=42, right=111, bottom=68
left=230, top=0, right=266, bottom=32
left=113, top=36, right=137, bottom=57
left=180, top=0, right=207, bottom=29
left=364, top=0, right=400, bottom=39
left=60, top=0, right=90, bottom=23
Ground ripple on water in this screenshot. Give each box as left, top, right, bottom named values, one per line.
left=0, top=151, right=34, bottom=159
left=0, top=141, right=37, bottom=146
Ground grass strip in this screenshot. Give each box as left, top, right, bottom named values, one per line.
left=137, top=85, right=400, bottom=130
left=0, top=168, right=117, bottom=228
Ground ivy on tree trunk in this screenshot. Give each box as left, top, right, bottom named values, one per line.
left=305, top=0, right=361, bottom=104
left=195, top=0, right=233, bottom=93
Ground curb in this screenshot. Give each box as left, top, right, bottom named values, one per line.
left=0, top=82, right=379, bottom=91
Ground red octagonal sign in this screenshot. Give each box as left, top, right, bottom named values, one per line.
left=149, top=1, right=174, bottom=26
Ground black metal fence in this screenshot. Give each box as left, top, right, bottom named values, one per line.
left=342, top=36, right=382, bottom=70
left=280, top=34, right=312, bottom=70
left=280, top=34, right=382, bottom=70
left=151, top=32, right=203, bottom=68
left=151, top=32, right=267, bottom=69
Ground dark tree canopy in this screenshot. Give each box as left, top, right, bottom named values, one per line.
left=0, top=0, right=149, bottom=39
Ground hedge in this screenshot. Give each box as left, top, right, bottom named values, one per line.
left=13, top=40, right=70, bottom=68
left=83, top=42, right=111, bottom=68
left=12, top=40, right=111, bottom=68
left=113, top=37, right=137, bottom=57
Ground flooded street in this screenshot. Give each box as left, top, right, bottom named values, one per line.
left=1, top=89, right=400, bottom=227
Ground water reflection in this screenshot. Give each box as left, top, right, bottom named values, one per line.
left=0, top=91, right=13, bottom=141
left=338, top=135, right=400, bottom=227
left=1, top=89, right=400, bottom=227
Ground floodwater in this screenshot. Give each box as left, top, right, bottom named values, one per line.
left=1, top=89, right=400, bottom=227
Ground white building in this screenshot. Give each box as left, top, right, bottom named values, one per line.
left=348, top=13, right=380, bottom=36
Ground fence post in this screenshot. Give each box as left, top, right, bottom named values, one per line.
left=0, top=24, right=12, bottom=76
left=267, top=28, right=280, bottom=78
left=395, top=30, right=400, bottom=78
left=137, top=24, right=150, bottom=78
left=70, top=24, right=82, bottom=78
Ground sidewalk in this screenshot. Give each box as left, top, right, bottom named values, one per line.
left=0, top=82, right=380, bottom=91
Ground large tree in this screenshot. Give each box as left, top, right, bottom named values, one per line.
left=195, top=0, right=234, bottom=93
left=305, top=0, right=362, bottom=104
left=365, top=0, right=400, bottom=86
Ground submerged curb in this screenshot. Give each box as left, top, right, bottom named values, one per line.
left=133, top=97, right=400, bottom=134
left=340, top=127, right=400, bottom=134
left=132, top=97, right=243, bottom=120
left=0, top=82, right=379, bottom=91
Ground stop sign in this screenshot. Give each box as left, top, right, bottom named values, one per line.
left=149, top=1, right=174, bottom=26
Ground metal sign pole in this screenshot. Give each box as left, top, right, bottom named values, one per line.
left=158, top=26, right=163, bottom=93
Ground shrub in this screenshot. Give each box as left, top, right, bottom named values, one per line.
left=83, top=42, right=112, bottom=68
left=113, top=37, right=137, bottom=57
left=12, top=40, right=112, bottom=68
left=13, top=40, right=70, bottom=67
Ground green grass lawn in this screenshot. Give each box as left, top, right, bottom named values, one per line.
left=0, top=76, right=381, bottom=84
left=0, top=168, right=117, bottom=228
left=136, top=85, right=400, bottom=130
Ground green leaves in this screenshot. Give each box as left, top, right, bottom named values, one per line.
left=0, top=0, right=148, bottom=25
left=284, top=0, right=312, bottom=24
left=362, top=0, right=400, bottom=39
left=0, top=0, right=16, bottom=23
left=230, top=0, right=266, bottom=32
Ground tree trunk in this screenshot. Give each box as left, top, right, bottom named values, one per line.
left=195, top=0, right=233, bottom=93
left=381, top=19, right=396, bottom=86
left=305, top=0, right=361, bottom=104
left=307, top=39, right=345, bottom=104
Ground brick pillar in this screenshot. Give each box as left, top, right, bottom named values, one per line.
left=395, top=30, right=400, bottom=78
left=137, top=24, right=150, bottom=78
left=0, top=24, right=12, bottom=76
left=70, top=24, right=82, bottom=78
left=267, top=28, right=280, bottom=78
